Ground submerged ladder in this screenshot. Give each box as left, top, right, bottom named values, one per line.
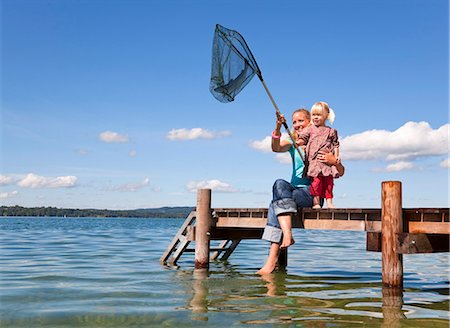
left=160, top=211, right=241, bottom=265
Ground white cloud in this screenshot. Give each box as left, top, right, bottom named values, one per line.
left=129, top=150, right=137, bottom=157
left=440, top=158, right=450, bottom=168
left=167, top=128, right=231, bottom=141
left=250, top=134, right=292, bottom=164
left=106, top=177, right=150, bottom=192
left=275, top=153, right=291, bottom=164
left=99, top=131, right=129, bottom=143
left=385, top=161, right=415, bottom=172
left=17, top=173, right=77, bottom=188
left=250, top=122, right=449, bottom=171
left=0, top=175, right=14, bottom=186
left=249, top=134, right=290, bottom=153
left=0, top=190, right=18, bottom=198
left=186, top=179, right=238, bottom=193
left=341, top=121, right=449, bottom=161
left=249, top=136, right=272, bottom=153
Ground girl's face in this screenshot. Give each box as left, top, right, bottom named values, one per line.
left=292, top=112, right=310, bottom=131
left=311, top=109, right=326, bottom=127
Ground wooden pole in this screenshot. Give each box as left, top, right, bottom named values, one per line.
left=278, top=248, right=288, bottom=270
left=195, top=189, right=212, bottom=269
left=381, top=181, right=403, bottom=287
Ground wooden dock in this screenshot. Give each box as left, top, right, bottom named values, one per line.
left=161, top=181, right=449, bottom=287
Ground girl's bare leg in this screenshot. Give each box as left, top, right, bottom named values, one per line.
left=278, top=214, right=295, bottom=248
left=326, top=198, right=335, bottom=208
left=312, top=196, right=321, bottom=209
left=257, top=242, right=280, bottom=274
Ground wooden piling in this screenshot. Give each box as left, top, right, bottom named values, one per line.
left=278, top=248, right=288, bottom=270
left=381, top=181, right=403, bottom=288
left=195, top=189, right=212, bottom=269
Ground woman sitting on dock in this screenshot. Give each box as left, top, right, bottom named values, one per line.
left=257, top=108, right=344, bottom=275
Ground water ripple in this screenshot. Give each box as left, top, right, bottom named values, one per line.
left=1, top=217, right=449, bottom=327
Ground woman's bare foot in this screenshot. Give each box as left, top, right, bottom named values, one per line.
left=280, top=238, right=295, bottom=249
left=280, top=231, right=295, bottom=248
left=257, top=260, right=278, bottom=274
left=312, top=204, right=321, bottom=209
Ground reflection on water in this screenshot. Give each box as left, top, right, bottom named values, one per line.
left=0, top=217, right=449, bottom=327
left=182, top=267, right=448, bottom=327
left=382, top=287, right=405, bottom=328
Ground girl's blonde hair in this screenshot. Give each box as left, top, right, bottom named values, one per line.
left=311, top=101, right=335, bottom=125
left=292, top=108, right=310, bottom=141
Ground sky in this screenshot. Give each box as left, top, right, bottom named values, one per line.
left=1, top=0, right=449, bottom=210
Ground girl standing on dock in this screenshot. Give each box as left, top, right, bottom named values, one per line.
left=297, top=101, right=341, bottom=209
left=257, top=108, right=344, bottom=274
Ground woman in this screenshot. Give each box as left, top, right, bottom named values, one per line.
left=257, top=109, right=344, bottom=275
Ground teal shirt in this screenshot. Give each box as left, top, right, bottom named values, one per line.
left=288, top=139, right=310, bottom=187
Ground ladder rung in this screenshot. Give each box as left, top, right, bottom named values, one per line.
left=183, top=247, right=230, bottom=252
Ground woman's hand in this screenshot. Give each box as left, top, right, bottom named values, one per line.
left=317, top=150, right=345, bottom=176
left=272, top=112, right=292, bottom=153
left=276, top=112, right=286, bottom=130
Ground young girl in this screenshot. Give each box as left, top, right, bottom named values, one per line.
left=297, top=101, right=341, bottom=209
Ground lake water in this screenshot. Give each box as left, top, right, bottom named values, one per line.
left=0, top=217, right=448, bottom=327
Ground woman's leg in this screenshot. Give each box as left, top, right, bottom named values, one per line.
left=259, top=201, right=283, bottom=274
left=278, top=214, right=294, bottom=248
left=271, top=179, right=298, bottom=248
left=256, top=242, right=281, bottom=274
left=259, top=179, right=313, bottom=273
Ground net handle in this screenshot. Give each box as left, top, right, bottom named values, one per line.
left=259, top=79, right=305, bottom=163
left=216, top=24, right=305, bottom=163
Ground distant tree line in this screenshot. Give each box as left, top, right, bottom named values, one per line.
left=0, top=205, right=194, bottom=218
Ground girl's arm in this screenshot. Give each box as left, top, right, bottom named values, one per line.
left=295, top=126, right=309, bottom=147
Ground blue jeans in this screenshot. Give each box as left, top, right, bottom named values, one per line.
left=262, top=179, right=313, bottom=243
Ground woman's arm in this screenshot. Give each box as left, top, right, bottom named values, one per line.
left=272, top=114, right=292, bottom=153
left=334, top=147, right=340, bottom=162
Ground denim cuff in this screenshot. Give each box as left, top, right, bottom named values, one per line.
left=273, top=198, right=297, bottom=216
left=261, top=225, right=282, bottom=243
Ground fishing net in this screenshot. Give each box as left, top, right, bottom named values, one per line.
left=210, top=24, right=261, bottom=103
left=209, top=24, right=305, bottom=163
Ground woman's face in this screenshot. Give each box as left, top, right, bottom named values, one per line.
left=292, top=111, right=310, bottom=131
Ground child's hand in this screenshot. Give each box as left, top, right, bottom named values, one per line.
left=295, top=139, right=305, bottom=147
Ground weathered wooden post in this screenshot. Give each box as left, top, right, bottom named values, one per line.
left=195, top=189, right=212, bottom=269
left=381, top=181, right=403, bottom=287
left=278, top=247, right=288, bottom=270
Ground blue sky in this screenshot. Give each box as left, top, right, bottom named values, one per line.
left=1, top=0, right=449, bottom=210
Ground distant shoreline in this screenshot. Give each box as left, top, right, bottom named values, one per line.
left=0, top=205, right=194, bottom=218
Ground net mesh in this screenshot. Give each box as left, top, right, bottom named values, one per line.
left=210, top=24, right=261, bottom=103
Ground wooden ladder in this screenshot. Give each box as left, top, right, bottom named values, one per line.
left=160, top=210, right=241, bottom=265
